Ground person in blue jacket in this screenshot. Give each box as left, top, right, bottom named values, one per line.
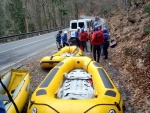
left=103, top=28, right=110, bottom=59
left=0, top=100, right=6, bottom=113
left=62, top=31, right=69, bottom=47
left=75, top=27, right=80, bottom=46
left=56, top=30, right=62, bottom=50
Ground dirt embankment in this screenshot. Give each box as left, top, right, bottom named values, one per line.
left=105, top=2, right=150, bottom=113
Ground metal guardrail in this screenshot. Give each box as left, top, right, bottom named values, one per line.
left=0, top=26, right=68, bottom=42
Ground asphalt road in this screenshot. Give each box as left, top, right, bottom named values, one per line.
left=0, top=17, right=105, bottom=72
left=0, top=29, right=68, bottom=71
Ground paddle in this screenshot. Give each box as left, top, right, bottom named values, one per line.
left=68, top=40, right=71, bottom=54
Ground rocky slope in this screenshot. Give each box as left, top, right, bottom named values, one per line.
left=106, top=1, right=150, bottom=112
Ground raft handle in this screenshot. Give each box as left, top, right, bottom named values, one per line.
left=29, top=100, right=35, bottom=109
left=50, top=56, right=53, bottom=60
left=84, top=101, right=121, bottom=113
left=29, top=100, right=59, bottom=113
left=114, top=102, right=121, bottom=111
left=123, top=105, right=126, bottom=111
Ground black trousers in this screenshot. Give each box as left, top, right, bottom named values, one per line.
left=80, top=41, right=88, bottom=52
left=92, top=45, right=101, bottom=62
left=56, top=41, right=62, bottom=50
left=103, top=43, right=109, bottom=58
left=76, top=38, right=80, bottom=47
left=63, top=42, right=69, bottom=47
left=90, top=42, right=92, bottom=52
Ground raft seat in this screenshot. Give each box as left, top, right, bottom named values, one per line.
left=57, top=69, right=95, bottom=99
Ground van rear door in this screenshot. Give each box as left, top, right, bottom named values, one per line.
left=78, top=22, right=84, bottom=29
left=70, top=20, right=77, bottom=38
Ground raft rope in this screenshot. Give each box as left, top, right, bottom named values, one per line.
left=86, top=59, right=92, bottom=71
left=84, top=97, right=122, bottom=113
left=29, top=101, right=59, bottom=113
left=0, top=78, right=19, bottom=113
left=72, top=46, right=78, bottom=55
left=84, top=103, right=119, bottom=113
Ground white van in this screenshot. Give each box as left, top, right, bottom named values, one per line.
left=70, top=19, right=92, bottom=38
left=70, top=20, right=78, bottom=38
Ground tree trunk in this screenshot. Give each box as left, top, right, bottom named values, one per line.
left=42, top=0, right=49, bottom=30
left=125, top=0, right=130, bottom=18
left=51, top=2, right=58, bottom=28
left=0, top=1, right=6, bottom=36
left=35, top=0, right=42, bottom=30
left=74, top=0, right=79, bottom=19
left=24, top=0, right=29, bottom=33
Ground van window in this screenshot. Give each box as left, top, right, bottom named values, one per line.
left=87, top=22, right=90, bottom=28
left=71, top=23, right=77, bottom=29
left=78, top=22, right=84, bottom=28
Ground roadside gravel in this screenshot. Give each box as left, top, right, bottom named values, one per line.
left=0, top=45, right=138, bottom=113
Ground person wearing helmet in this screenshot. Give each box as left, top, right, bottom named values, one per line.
left=88, top=28, right=94, bottom=52
left=94, top=26, right=98, bottom=31
left=84, top=28, right=89, bottom=52
left=91, top=26, right=104, bottom=63
left=103, top=28, right=108, bottom=33
left=98, top=25, right=102, bottom=31
left=79, top=28, right=88, bottom=52
left=62, top=31, right=69, bottom=47
left=75, top=27, right=80, bottom=47
left=77, top=27, right=80, bottom=30
left=56, top=30, right=62, bottom=50
left=102, top=28, right=110, bottom=59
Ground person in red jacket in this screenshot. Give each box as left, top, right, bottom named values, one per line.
left=84, top=29, right=89, bottom=52
left=79, top=28, right=88, bottom=52
left=88, top=28, right=94, bottom=52
left=91, top=26, right=104, bottom=63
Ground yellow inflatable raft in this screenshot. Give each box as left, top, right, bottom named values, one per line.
left=40, top=46, right=82, bottom=68
left=0, top=69, right=30, bottom=113
left=28, top=56, right=124, bottom=113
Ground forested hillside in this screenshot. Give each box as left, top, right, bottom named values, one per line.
left=0, top=0, right=76, bottom=36
left=0, top=0, right=135, bottom=37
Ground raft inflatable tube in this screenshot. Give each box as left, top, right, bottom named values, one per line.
left=40, top=46, right=82, bottom=68
left=0, top=69, right=30, bottom=113
left=28, top=56, right=124, bottom=113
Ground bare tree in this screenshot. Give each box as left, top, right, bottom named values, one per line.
left=74, top=0, right=79, bottom=19
left=42, top=0, right=49, bottom=29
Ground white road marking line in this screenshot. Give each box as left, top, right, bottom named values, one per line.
left=0, top=32, right=57, bottom=46
left=0, top=44, right=56, bottom=72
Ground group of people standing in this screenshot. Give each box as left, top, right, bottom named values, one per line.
left=56, top=30, right=69, bottom=50
left=56, top=25, right=110, bottom=63
left=75, top=26, right=110, bottom=63
left=76, top=27, right=89, bottom=52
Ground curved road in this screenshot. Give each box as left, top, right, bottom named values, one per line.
left=0, top=29, right=68, bottom=71
left=80, top=15, right=105, bottom=27
left=0, top=17, right=105, bottom=72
